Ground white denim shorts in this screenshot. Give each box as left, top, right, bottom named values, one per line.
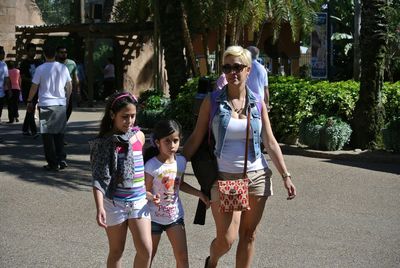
left=104, top=197, right=151, bottom=226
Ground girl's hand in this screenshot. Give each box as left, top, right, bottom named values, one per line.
left=152, top=193, right=161, bottom=205
left=199, top=192, right=210, bottom=209
left=96, top=207, right=107, bottom=228
left=284, top=177, right=296, bottom=200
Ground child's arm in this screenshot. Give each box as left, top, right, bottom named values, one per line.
left=180, top=175, right=210, bottom=208
left=145, top=172, right=160, bottom=205
left=92, top=188, right=107, bottom=228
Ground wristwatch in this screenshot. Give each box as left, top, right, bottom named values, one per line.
left=281, top=172, right=291, bottom=180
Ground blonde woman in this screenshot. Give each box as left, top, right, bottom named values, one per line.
left=183, top=46, right=296, bottom=268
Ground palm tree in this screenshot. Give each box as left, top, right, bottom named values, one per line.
left=266, top=0, right=315, bottom=42
left=158, top=0, right=187, bottom=100
left=351, top=0, right=387, bottom=149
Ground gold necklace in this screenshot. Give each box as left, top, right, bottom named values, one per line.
left=229, top=98, right=245, bottom=113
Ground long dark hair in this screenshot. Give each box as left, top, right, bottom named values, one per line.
left=98, top=91, right=138, bottom=137
left=144, top=119, right=182, bottom=163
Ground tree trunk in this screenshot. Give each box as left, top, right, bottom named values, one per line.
left=353, top=0, right=361, bottom=80
left=351, top=0, right=387, bottom=149
left=159, top=0, right=187, bottom=100
left=218, top=6, right=228, bottom=71
left=201, top=30, right=210, bottom=75
left=181, top=2, right=199, bottom=77
left=231, top=19, right=237, bottom=45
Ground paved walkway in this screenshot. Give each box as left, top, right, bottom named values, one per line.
left=1, top=108, right=399, bottom=268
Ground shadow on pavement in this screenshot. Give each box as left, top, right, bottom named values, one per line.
left=0, top=120, right=99, bottom=190
left=282, top=145, right=400, bottom=175
left=324, top=159, right=400, bottom=175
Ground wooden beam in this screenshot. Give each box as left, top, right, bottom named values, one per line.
left=15, top=22, right=153, bottom=36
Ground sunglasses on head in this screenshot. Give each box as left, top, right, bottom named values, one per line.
left=222, top=63, right=247, bottom=74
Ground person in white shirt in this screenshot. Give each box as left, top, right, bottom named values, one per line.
left=26, top=42, right=72, bottom=171
left=144, top=119, right=209, bottom=267
left=247, top=46, right=270, bottom=110
left=103, top=57, right=116, bottom=99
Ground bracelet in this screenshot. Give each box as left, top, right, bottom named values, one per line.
left=281, top=172, right=291, bottom=180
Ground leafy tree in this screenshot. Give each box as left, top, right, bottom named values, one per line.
left=351, top=0, right=387, bottom=149
left=385, top=0, right=400, bottom=81
left=266, top=0, right=315, bottom=42
left=113, top=0, right=151, bottom=23
left=35, top=0, right=72, bottom=24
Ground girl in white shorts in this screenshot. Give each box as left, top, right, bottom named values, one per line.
left=90, top=92, right=158, bottom=268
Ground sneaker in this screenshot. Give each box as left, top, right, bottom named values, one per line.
left=43, top=165, right=59, bottom=171
left=59, top=161, right=68, bottom=170
left=15, top=118, right=19, bottom=122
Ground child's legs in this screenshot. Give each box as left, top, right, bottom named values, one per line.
left=105, top=221, right=128, bottom=268
left=150, top=221, right=163, bottom=261
left=128, top=218, right=152, bottom=268
left=165, top=219, right=189, bottom=268
left=151, top=233, right=162, bottom=261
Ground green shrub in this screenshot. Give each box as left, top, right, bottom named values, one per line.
left=299, top=115, right=327, bottom=149
left=382, top=82, right=400, bottom=122
left=269, top=76, right=316, bottom=142
left=299, top=115, right=352, bottom=151
left=269, top=76, right=399, bottom=143
left=163, top=77, right=199, bottom=131
left=137, top=88, right=169, bottom=128
left=136, top=109, right=166, bottom=128
left=138, top=88, right=168, bottom=110
left=319, top=117, right=352, bottom=151
left=382, top=117, right=400, bottom=152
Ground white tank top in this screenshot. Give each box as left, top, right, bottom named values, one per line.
left=217, top=117, right=268, bottom=173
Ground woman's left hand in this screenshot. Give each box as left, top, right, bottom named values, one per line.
left=283, top=177, right=296, bottom=200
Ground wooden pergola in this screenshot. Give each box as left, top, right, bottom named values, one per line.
left=15, top=22, right=155, bottom=105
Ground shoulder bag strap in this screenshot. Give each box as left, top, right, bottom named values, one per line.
left=243, top=105, right=251, bottom=178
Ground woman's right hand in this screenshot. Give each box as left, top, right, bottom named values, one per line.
left=96, top=207, right=107, bottom=228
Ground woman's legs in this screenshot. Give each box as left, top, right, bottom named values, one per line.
left=166, top=224, right=189, bottom=268
left=236, top=195, right=267, bottom=268
left=128, top=218, right=152, bottom=268
left=105, top=221, right=128, bottom=268
left=207, top=203, right=241, bottom=268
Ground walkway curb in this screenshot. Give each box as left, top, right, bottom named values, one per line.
left=280, top=144, right=400, bottom=164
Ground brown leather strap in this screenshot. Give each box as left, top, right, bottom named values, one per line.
left=243, top=105, right=250, bottom=178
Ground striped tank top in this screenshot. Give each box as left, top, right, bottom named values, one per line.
left=113, top=137, right=146, bottom=202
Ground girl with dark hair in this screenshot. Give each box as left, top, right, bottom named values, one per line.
left=90, top=92, right=154, bottom=268
left=144, top=119, right=209, bottom=267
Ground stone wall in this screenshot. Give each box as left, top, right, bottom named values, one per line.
left=0, top=0, right=43, bottom=59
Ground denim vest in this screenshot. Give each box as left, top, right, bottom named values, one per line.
left=211, top=87, right=262, bottom=159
